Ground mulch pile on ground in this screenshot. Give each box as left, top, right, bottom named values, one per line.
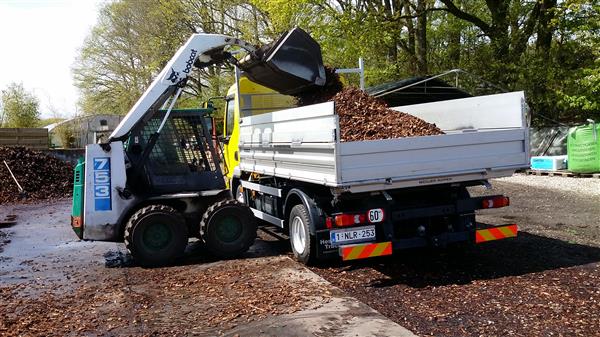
left=0, top=256, right=331, bottom=336
left=0, top=147, right=73, bottom=204
left=311, top=233, right=600, bottom=337
left=294, top=67, right=444, bottom=142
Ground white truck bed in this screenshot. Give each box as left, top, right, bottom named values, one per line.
left=238, top=91, right=530, bottom=193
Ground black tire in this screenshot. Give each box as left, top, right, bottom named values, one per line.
left=124, top=205, right=188, bottom=267
left=289, top=204, right=316, bottom=265
left=200, top=200, right=257, bottom=259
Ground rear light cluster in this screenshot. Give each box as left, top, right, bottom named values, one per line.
left=481, top=196, right=510, bottom=209
left=325, top=209, right=384, bottom=229
left=326, top=214, right=363, bottom=228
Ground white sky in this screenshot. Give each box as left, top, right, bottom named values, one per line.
left=0, top=0, right=103, bottom=120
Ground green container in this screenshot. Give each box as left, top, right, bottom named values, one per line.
left=71, top=158, right=85, bottom=238
left=567, top=121, right=600, bottom=173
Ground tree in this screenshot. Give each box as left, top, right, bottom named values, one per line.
left=73, top=0, right=190, bottom=115
left=73, top=0, right=269, bottom=117
left=0, top=82, right=40, bottom=128
left=74, top=0, right=599, bottom=125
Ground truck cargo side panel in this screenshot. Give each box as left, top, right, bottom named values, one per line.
left=239, top=101, right=339, bottom=185
left=238, top=92, right=530, bottom=192
left=240, top=146, right=338, bottom=185
left=393, top=91, right=526, bottom=131
left=338, top=128, right=528, bottom=184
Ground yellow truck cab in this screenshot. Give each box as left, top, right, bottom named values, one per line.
left=222, top=76, right=296, bottom=183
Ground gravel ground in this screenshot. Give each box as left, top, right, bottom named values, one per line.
left=311, top=174, right=600, bottom=337
left=0, top=200, right=334, bottom=336
left=497, top=173, right=600, bottom=198
left=2, top=174, right=599, bottom=336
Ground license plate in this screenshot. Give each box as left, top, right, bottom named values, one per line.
left=330, top=225, right=376, bottom=245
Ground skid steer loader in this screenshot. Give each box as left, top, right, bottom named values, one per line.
left=70, top=28, right=325, bottom=266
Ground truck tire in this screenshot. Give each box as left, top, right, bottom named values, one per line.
left=200, top=200, right=257, bottom=259
left=124, top=205, right=188, bottom=267
left=289, top=204, right=316, bottom=265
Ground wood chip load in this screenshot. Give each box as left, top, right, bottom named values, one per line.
left=333, top=87, right=444, bottom=142
left=0, top=147, right=73, bottom=204
left=294, top=67, right=444, bottom=142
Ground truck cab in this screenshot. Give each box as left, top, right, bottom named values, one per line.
left=222, top=77, right=296, bottom=182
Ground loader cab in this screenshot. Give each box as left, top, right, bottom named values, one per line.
left=125, top=107, right=225, bottom=195
left=222, top=77, right=296, bottom=181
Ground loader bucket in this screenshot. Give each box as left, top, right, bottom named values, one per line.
left=240, top=28, right=326, bottom=95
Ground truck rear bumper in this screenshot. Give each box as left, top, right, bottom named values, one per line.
left=475, top=224, right=518, bottom=243
left=337, top=224, right=518, bottom=261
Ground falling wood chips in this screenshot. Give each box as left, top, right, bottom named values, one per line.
left=294, top=68, right=444, bottom=142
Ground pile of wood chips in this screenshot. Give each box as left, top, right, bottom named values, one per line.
left=333, top=87, right=444, bottom=142
left=0, top=147, right=73, bottom=204
left=294, top=67, right=444, bottom=142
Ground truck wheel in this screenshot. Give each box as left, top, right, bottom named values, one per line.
left=200, top=200, right=257, bottom=259
left=124, top=205, right=188, bottom=267
left=289, top=204, right=316, bottom=264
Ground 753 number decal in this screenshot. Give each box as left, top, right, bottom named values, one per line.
left=93, top=157, right=111, bottom=211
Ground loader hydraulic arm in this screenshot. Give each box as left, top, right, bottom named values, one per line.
left=109, top=34, right=255, bottom=141
left=109, top=28, right=326, bottom=142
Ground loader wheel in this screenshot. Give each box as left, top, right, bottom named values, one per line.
left=124, top=205, right=188, bottom=267
left=200, top=200, right=257, bottom=259
left=289, top=204, right=316, bottom=265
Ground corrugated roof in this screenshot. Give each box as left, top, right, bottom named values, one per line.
left=366, top=76, right=472, bottom=107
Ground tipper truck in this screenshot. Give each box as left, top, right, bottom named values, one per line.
left=223, top=81, right=530, bottom=263
left=71, top=26, right=529, bottom=266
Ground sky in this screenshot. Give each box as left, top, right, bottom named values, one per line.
left=0, top=0, right=103, bottom=120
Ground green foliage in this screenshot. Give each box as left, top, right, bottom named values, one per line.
left=73, top=0, right=191, bottom=115
left=54, top=124, right=76, bottom=149
left=74, top=0, right=600, bottom=126
left=0, top=82, right=40, bottom=128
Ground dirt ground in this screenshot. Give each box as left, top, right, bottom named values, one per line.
left=0, top=200, right=413, bottom=337
left=311, top=176, right=600, bottom=337
left=1, top=175, right=599, bottom=336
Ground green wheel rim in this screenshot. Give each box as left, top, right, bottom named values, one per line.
left=215, top=215, right=243, bottom=243
left=142, top=222, right=172, bottom=251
